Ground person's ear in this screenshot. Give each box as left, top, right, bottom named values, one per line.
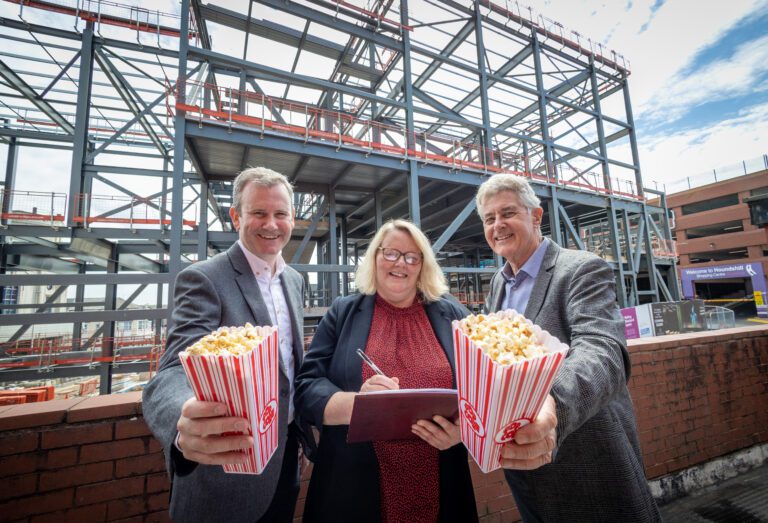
left=532, top=207, right=543, bottom=226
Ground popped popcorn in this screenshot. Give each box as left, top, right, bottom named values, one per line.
left=184, top=323, right=265, bottom=356
left=457, top=312, right=546, bottom=364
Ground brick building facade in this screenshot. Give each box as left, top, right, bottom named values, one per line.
left=665, top=169, right=768, bottom=317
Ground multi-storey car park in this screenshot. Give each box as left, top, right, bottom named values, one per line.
left=0, top=0, right=679, bottom=392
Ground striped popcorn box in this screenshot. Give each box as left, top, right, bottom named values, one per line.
left=179, top=324, right=280, bottom=475
left=452, top=310, right=569, bottom=473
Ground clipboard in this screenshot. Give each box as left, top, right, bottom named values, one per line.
left=346, top=388, right=459, bottom=443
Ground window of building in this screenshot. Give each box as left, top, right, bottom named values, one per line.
left=1, top=286, right=18, bottom=314
left=680, top=193, right=739, bottom=215
left=688, top=248, right=749, bottom=263
left=685, top=220, right=744, bottom=239
left=750, top=187, right=768, bottom=196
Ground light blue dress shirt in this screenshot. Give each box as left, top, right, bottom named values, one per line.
left=501, top=238, right=550, bottom=315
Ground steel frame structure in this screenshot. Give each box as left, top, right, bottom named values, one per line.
left=0, top=0, right=679, bottom=390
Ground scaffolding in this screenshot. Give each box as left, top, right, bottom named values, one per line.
left=0, top=0, right=680, bottom=390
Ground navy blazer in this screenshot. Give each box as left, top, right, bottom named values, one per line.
left=295, top=293, right=478, bottom=523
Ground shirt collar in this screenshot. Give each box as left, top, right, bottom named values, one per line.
left=237, top=240, right=285, bottom=282
left=501, top=238, right=549, bottom=282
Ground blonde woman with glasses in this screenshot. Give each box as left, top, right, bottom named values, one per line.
left=295, top=219, right=478, bottom=523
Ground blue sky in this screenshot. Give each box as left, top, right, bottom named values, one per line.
left=541, top=0, right=768, bottom=190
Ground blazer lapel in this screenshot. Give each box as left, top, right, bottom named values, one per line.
left=491, top=273, right=505, bottom=312
left=425, top=300, right=456, bottom=379
left=228, top=244, right=289, bottom=378
left=524, top=241, right=558, bottom=322
left=344, top=294, right=375, bottom=390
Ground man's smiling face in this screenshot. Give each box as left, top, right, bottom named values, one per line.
left=229, top=183, right=294, bottom=265
left=481, top=190, right=543, bottom=272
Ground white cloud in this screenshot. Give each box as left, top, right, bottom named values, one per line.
left=641, top=101, right=768, bottom=188
left=536, top=0, right=768, bottom=185
left=640, top=33, right=768, bottom=124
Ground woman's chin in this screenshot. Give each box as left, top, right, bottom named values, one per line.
left=379, top=287, right=417, bottom=305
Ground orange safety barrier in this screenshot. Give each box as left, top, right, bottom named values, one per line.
left=72, top=216, right=196, bottom=227
left=0, top=212, right=66, bottom=222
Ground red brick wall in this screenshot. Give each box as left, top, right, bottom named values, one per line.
left=629, top=326, right=768, bottom=478
left=0, top=392, right=169, bottom=522
left=1, top=326, right=766, bottom=522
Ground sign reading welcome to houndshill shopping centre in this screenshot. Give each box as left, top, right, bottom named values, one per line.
left=680, top=262, right=767, bottom=318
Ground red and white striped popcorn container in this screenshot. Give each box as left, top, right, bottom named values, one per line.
left=179, top=325, right=279, bottom=475
left=452, top=310, right=569, bottom=473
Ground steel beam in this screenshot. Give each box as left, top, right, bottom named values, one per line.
left=0, top=60, right=75, bottom=135
left=432, top=199, right=477, bottom=253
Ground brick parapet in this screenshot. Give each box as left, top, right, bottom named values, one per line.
left=1, top=326, right=766, bottom=522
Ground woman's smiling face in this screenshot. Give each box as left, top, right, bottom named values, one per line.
left=374, top=229, right=423, bottom=308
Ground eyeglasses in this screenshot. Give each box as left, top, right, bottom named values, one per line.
left=377, top=247, right=423, bottom=265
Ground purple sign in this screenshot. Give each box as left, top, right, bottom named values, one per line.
left=621, top=308, right=640, bottom=339
left=680, top=262, right=767, bottom=318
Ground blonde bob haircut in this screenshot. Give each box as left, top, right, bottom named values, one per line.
left=355, top=219, right=448, bottom=303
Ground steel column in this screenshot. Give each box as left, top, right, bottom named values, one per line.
left=170, top=0, right=191, bottom=277
left=400, top=0, right=421, bottom=225
left=328, top=187, right=339, bottom=298
left=622, top=75, right=644, bottom=199
left=99, top=244, right=118, bottom=395
left=67, top=22, right=95, bottom=227
left=473, top=1, right=494, bottom=158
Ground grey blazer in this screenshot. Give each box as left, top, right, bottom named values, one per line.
left=487, top=241, right=660, bottom=522
left=142, top=243, right=305, bottom=523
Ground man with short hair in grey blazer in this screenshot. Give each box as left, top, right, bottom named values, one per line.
left=477, top=174, right=660, bottom=522
left=143, top=167, right=307, bottom=523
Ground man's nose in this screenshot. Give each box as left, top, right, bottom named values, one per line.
left=262, top=214, right=278, bottom=228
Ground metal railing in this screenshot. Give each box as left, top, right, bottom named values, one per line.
left=0, top=190, right=67, bottom=226
left=74, top=193, right=197, bottom=230
left=702, top=306, right=736, bottom=330
left=651, top=154, right=768, bottom=195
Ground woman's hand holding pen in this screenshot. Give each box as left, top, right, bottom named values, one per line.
left=357, top=348, right=400, bottom=392
left=360, top=374, right=400, bottom=392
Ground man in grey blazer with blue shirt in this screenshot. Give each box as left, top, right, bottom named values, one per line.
left=477, top=174, right=660, bottom=522
left=143, top=167, right=307, bottom=523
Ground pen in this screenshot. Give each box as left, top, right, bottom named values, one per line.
left=356, top=348, right=386, bottom=376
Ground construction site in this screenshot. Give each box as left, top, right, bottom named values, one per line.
left=0, top=0, right=680, bottom=395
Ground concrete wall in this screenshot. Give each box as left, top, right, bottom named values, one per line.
left=1, top=326, right=766, bottom=522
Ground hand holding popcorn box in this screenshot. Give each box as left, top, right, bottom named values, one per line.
left=452, top=310, right=569, bottom=473
left=179, top=323, right=279, bottom=474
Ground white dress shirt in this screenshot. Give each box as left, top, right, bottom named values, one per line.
left=238, top=241, right=296, bottom=422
